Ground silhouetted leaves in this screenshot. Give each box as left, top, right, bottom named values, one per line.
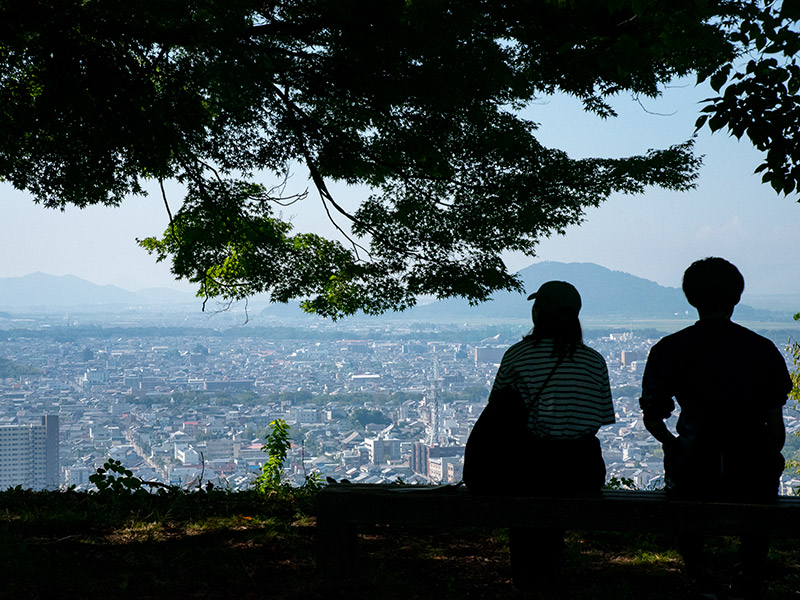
left=694, top=2, right=800, bottom=196
left=1, top=1, right=799, bottom=316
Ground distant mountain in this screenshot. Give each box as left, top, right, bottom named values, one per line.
left=408, top=261, right=782, bottom=321
left=0, top=273, right=195, bottom=309
left=518, top=262, right=688, bottom=317
left=0, top=265, right=790, bottom=319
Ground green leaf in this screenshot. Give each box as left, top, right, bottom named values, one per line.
left=707, top=114, right=725, bottom=133
left=710, top=66, right=731, bottom=92
left=694, top=115, right=709, bottom=131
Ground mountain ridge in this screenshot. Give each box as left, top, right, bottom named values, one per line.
left=0, top=265, right=793, bottom=320
left=406, top=261, right=787, bottom=322
left=0, top=272, right=195, bottom=308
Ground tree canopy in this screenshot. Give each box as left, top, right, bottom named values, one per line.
left=1, top=1, right=799, bottom=318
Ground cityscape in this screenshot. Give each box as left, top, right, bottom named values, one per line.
left=1, top=305, right=799, bottom=495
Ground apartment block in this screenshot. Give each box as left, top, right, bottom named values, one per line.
left=0, top=415, right=59, bottom=490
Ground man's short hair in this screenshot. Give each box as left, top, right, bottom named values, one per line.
left=682, top=257, right=744, bottom=310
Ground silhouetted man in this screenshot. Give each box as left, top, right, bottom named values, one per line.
left=640, top=257, right=792, bottom=600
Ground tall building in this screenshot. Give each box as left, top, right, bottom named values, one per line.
left=621, top=350, right=646, bottom=365
left=474, top=346, right=507, bottom=365
left=365, top=438, right=401, bottom=465
left=411, top=442, right=464, bottom=477
left=0, top=415, right=59, bottom=490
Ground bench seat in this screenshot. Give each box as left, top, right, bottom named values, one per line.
left=316, top=484, right=800, bottom=578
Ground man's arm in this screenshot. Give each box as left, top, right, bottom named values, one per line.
left=639, top=342, right=679, bottom=447
left=642, top=412, right=678, bottom=448
left=766, top=406, right=785, bottom=453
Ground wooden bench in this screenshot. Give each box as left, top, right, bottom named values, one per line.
left=316, top=484, right=800, bottom=579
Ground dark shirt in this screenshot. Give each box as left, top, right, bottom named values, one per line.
left=640, top=320, right=791, bottom=495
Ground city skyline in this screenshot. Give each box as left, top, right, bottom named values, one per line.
left=1, top=309, right=798, bottom=493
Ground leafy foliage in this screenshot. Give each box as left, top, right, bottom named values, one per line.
left=89, top=458, right=144, bottom=494
left=789, top=312, right=800, bottom=405
left=1, top=1, right=799, bottom=316
left=350, top=408, right=392, bottom=428
left=254, top=419, right=292, bottom=493
left=696, top=3, right=800, bottom=195
left=604, top=476, right=637, bottom=491
left=254, top=418, right=324, bottom=496
left=0, top=357, right=39, bottom=378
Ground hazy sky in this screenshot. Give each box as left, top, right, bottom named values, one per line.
left=2, top=79, right=799, bottom=299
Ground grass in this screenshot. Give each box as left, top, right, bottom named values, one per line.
left=0, top=487, right=317, bottom=599
left=2, top=488, right=800, bottom=599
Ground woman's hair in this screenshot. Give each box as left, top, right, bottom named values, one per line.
left=525, top=309, right=583, bottom=358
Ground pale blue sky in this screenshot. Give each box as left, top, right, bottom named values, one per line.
left=518, top=83, right=800, bottom=297
left=2, top=79, right=799, bottom=300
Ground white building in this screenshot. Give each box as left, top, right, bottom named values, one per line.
left=81, top=368, right=109, bottom=386
left=174, top=444, right=200, bottom=465
left=65, top=465, right=91, bottom=487
left=364, top=438, right=401, bottom=464
left=0, top=415, right=59, bottom=490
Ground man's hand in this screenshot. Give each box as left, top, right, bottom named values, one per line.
left=643, top=414, right=678, bottom=448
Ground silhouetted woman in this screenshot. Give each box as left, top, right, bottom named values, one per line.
left=466, top=280, right=614, bottom=590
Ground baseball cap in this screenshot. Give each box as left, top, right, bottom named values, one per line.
left=527, top=281, right=582, bottom=315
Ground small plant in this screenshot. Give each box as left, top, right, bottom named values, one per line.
left=604, top=476, right=637, bottom=491
left=303, top=471, right=325, bottom=491
left=253, top=419, right=325, bottom=498
left=89, top=459, right=144, bottom=493
left=254, top=419, right=292, bottom=493
left=788, top=312, right=800, bottom=406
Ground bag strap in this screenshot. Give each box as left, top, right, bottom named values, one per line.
left=527, top=353, right=565, bottom=426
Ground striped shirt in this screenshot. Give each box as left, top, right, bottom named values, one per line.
left=490, top=338, right=614, bottom=439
